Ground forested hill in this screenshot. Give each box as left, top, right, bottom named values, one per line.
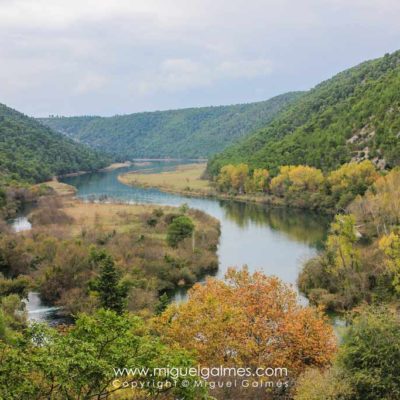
left=0, top=103, right=109, bottom=185
left=38, top=92, right=302, bottom=159
left=208, top=50, right=400, bottom=176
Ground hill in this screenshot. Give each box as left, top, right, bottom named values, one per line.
left=0, top=103, right=109, bottom=186
left=38, top=92, right=302, bottom=159
left=208, top=50, right=400, bottom=176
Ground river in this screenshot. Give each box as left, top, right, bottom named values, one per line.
left=26, top=160, right=330, bottom=321
left=61, top=161, right=329, bottom=298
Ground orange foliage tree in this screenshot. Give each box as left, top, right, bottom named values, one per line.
left=156, top=268, right=336, bottom=379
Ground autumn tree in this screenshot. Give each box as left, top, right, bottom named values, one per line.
left=326, top=214, right=360, bottom=273
left=230, top=163, right=249, bottom=193
left=216, top=164, right=236, bottom=192
left=379, top=232, right=400, bottom=293
left=327, top=160, right=378, bottom=209
left=270, top=165, right=293, bottom=196
left=216, top=164, right=250, bottom=193
left=251, top=168, right=270, bottom=192
left=156, top=267, right=336, bottom=388
left=295, top=366, right=353, bottom=400
left=349, top=168, right=400, bottom=236
left=287, top=165, right=324, bottom=192
left=270, top=165, right=323, bottom=195
left=269, top=165, right=324, bottom=209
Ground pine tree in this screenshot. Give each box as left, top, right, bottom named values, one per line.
left=91, top=249, right=128, bottom=314
left=155, top=293, right=169, bottom=315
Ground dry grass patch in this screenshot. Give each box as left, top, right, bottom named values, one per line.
left=24, top=195, right=220, bottom=315
left=119, top=163, right=213, bottom=195
left=41, top=180, right=77, bottom=196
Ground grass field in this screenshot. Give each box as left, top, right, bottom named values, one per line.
left=27, top=193, right=220, bottom=313
left=40, top=180, right=77, bottom=196
left=118, top=163, right=214, bottom=196
left=118, top=163, right=285, bottom=206
left=30, top=195, right=218, bottom=237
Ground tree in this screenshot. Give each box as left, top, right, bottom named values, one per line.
left=91, top=249, right=128, bottom=314
left=379, top=232, right=400, bottom=293
left=349, top=168, right=400, bottom=236
left=166, top=215, right=194, bottom=247
left=327, top=160, right=378, bottom=209
left=155, top=292, right=170, bottom=315
left=230, top=163, right=249, bottom=193
left=156, top=267, right=336, bottom=387
left=287, top=165, right=324, bottom=192
left=296, top=306, right=400, bottom=400
left=0, top=310, right=206, bottom=400
left=295, top=366, right=353, bottom=400
left=216, top=164, right=236, bottom=192
left=338, top=306, right=400, bottom=400
left=216, top=164, right=250, bottom=193
left=326, top=214, right=360, bottom=273
left=252, top=168, right=270, bottom=192
left=269, top=165, right=324, bottom=209
left=270, top=166, right=293, bottom=196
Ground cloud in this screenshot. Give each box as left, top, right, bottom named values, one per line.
left=74, top=74, right=108, bottom=94
left=0, top=0, right=399, bottom=116
left=135, top=58, right=273, bottom=95
left=217, top=60, right=273, bottom=79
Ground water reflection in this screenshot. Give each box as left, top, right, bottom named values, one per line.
left=221, top=201, right=328, bottom=249
left=62, top=161, right=330, bottom=287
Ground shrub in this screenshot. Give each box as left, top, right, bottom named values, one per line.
left=166, top=216, right=194, bottom=247
left=338, top=306, right=400, bottom=400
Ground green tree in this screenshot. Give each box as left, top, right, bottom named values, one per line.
left=295, top=306, right=400, bottom=400
left=91, top=249, right=128, bottom=314
left=338, top=306, right=400, bottom=400
left=155, top=292, right=170, bottom=315
left=166, top=216, right=194, bottom=247
left=0, top=310, right=206, bottom=399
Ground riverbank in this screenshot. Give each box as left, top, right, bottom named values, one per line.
left=62, top=160, right=328, bottom=287
left=18, top=185, right=220, bottom=316
left=118, top=163, right=314, bottom=209
left=40, top=179, right=77, bottom=196
left=119, top=163, right=212, bottom=195
left=99, top=161, right=133, bottom=171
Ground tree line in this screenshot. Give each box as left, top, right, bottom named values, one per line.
left=215, top=160, right=378, bottom=211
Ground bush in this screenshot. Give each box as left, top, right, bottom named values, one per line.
left=146, top=215, right=158, bottom=227
left=295, top=366, right=353, bottom=400
left=166, top=216, right=194, bottom=247
left=338, top=306, right=400, bottom=400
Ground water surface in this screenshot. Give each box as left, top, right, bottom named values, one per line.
left=61, top=161, right=329, bottom=297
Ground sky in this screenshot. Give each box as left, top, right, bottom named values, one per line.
left=1, top=0, right=400, bottom=117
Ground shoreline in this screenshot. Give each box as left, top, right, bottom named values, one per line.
left=58, top=159, right=208, bottom=179
left=118, top=165, right=334, bottom=214
left=59, top=161, right=133, bottom=178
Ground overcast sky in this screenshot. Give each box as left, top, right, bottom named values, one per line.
left=1, top=0, right=400, bottom=117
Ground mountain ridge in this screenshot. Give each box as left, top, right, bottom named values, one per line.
left=208, top=50, right=400, bottom=175
left=0, top=102, right=109, bottom=186
left=38, top=92, right=303, bottom=159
